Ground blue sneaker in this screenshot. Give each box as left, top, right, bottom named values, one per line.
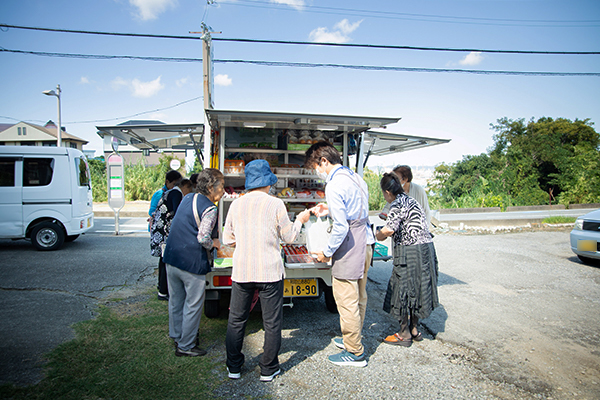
left=327, top=350, right=367, bottom=367
left=332, top=337, right=345, bottom=349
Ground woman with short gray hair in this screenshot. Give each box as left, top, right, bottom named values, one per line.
left=163, top=168, right=225, bottom=357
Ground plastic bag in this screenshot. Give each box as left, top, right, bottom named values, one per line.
left=305, top=216, right=332, bottom=255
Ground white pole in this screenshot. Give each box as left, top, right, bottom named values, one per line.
left=56, top=84, right=62, bottom=147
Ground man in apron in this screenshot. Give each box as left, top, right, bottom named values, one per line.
left=305, top=141, right=374, bottom=368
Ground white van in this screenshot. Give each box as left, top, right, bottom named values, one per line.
left=0, top=146, right=94, bottom=250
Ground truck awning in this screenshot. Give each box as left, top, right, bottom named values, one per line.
left=362, top=130, right=451, bottom=156
left=96, top=123, right=204, bottom=151
left=205, top=109, right=400, bottom=133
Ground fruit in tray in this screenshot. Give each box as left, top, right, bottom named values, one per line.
left=277, top=187, right=295, bottom=198
left=313, top=189, right=325, bottom=198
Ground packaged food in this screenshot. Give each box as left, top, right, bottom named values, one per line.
left=276, top=163, right=302, bottom=175
left=299, top=130, right=312, bottom=144
left=277, top=188, right=296, bottom=198
left=282, top=244, right=314, bottom=264
left=224, top=159, right=245, bottom=174
left=296, top=189, right=313, bottom=199
left=313, top=189, right=326, bottom=199
left=216, top=244, right=235, bottom=258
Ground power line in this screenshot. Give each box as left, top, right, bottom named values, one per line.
left=2, top=47, right=598, bottom=77
left=1, top=24, right=599, bottom=55
left=0, top=96, right=203, bottom=125
left=223, top=0, right=600, bottom=27
left=213, top=38, right=600, bottom=55
left=0, top=47, right=201, bottom=62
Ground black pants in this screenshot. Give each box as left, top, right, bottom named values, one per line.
left=226, top=280, right=283, bottom=376
left=158, top=257, right=168, bottom=295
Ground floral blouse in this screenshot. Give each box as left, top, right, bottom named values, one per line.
left=385, top=193, right=433, bottom=246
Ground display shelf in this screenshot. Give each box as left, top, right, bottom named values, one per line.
left=225, top=147, right=306, bottom=155
left=222, top=197, right=323, bottom=203
left=224, top=173, right=318, bottom=179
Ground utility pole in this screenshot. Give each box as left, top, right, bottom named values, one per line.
left=191, top=22, right=220, bottom=169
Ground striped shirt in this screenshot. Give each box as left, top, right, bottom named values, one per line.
left=223, top=191, right=303, bottom=283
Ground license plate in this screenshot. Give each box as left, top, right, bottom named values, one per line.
left=577, top=240, right=597, bottom=252
left=87, top=217, right=92, bottom=228
left=284, top=278, right=318, bottom=297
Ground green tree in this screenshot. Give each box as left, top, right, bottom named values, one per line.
left=430, top=116, right=599, bottom=208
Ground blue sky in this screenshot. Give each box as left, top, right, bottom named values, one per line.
left=1, top=0, right=599, bottom=167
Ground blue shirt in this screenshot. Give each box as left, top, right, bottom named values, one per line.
left=323, top=165, right=374, bottom=257
left=149, top=185, right=167, bottom=216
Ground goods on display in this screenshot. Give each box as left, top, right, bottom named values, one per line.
left=282, top=244, right=314, bottom=264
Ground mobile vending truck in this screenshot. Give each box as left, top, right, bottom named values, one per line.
left=98, top=111, right=449, bottom=317
left=0, top=146, right=94, bottom=250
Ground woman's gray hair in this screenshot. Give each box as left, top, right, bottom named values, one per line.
left=196, top=168, right=224, bottom=196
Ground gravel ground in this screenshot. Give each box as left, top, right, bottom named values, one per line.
left=206, top=229, right=600, bottom=400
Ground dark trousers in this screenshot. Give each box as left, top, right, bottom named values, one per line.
left=158, top=257, right=168, bottom=295
left=226, top=280, right=284, bottom=376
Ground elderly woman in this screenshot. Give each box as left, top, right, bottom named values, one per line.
left=375, top=172, right=439, bottom=347
left=223, top=159, right=310, bottom=382
left=162, top=168, right=224, bottom=357
left=150, top=178, right=193, bottom=301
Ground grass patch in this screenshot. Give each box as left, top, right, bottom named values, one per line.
left=0, top=293, right=234, bottom=400
left=542, top=216, right=576, bottom=224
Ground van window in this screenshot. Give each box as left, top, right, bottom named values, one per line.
left=75, top=156, right=90, bottom=187
left=0, top=159, right=16, bottom=186
left=24, top=158, right=54, bottom=186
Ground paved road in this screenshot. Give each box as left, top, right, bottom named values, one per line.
left=0, top=233, right=157, bottom=386
left=1, top=228, right=599, bottom=399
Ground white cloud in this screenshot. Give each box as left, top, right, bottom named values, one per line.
left=309, top=19, right=363, bottom=43
left=111, top=76, right=164, bottom=97
left=79, top=77, right=90, bottom=84
left=129, top=0, right=177, bottom=20
left=214, top=74, right=232, bottom=86
left=176, top=77, right=189, bottom=87
left=270, top=0, right=304, bottom=10
left=459, top=52, right=483, bottom=66
left=334, top=19, right=362, bottom=35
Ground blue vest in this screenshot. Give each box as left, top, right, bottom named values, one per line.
left=163, top=193, right=218, bottom=275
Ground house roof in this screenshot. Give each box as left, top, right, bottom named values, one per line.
left=0, top=122, right=88, bottom=144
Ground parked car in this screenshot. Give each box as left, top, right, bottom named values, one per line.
left=570, top=208, right=600, bottom=265
left=0, top=146, right=94, bottom=250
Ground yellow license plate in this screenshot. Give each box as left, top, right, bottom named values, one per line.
left=284, top=278, right=318, bottom=297
left=577, top=240, right=597, bottom=252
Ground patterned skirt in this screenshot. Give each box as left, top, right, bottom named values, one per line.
left=383, top=242, right=439, bottom=320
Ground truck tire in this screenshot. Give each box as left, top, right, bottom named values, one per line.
left=204, top=299, right=220, bottom=318
left=65, top=234, right=80, bottom=242
left=31, top=221, right=65, bottom=251
left=323, top=284, right=338, bottom=314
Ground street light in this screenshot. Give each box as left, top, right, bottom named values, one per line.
left=43, top=84, right=62, bottom=147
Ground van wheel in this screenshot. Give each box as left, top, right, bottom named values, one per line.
left=323, top=285, right=338, bottom=314
left=31, top=221, right=65, bottom=251
left=204, top=299, right=220, bottom=318
left=65, top=234, right=80, bottom=242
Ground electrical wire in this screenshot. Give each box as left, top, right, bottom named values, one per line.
left=220, top=0, right=600, bottom=27
left=212, top=38, right=600, bottom=55
left=2, top=47, right=598, bottom=76
left=1, top=24, right=599, bottom=55
left=0, top=96, right=203, bottom=125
